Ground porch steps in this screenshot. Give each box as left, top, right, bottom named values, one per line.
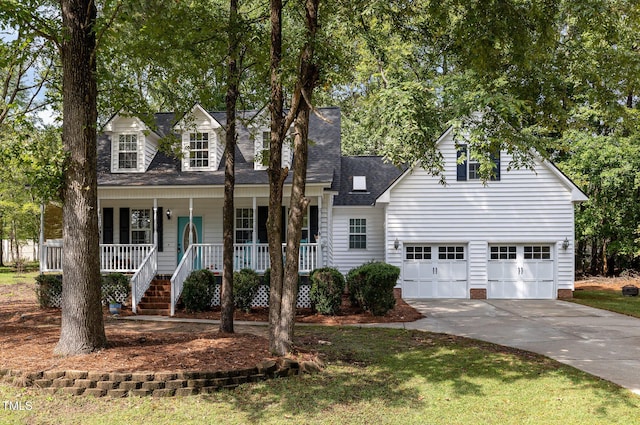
left=136, top=278, right=171, bottom=316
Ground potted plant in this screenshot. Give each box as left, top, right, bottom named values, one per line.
left=102, top=273, right=130, bottom=315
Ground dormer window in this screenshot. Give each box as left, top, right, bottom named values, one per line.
left=106, top=114, right=159, bottom=173
left=118, top=134, right=138, bottom=170
left=189, top=132, right=210, bottom=168
left=254, top=129, right=292, bottom=170
left=174, top=104, right=223, bottom=172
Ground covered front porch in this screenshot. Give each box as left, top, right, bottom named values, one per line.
left=41, top=184, right=330, bottom=316
left=41, top=240, right=321, bottom=315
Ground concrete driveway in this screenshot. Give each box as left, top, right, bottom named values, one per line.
left=383, top=299, right=640, bottom=395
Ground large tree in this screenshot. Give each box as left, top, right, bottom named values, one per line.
left=267, top=0, right=322, bottom=356
left=55, top=0, right=107, bottom=355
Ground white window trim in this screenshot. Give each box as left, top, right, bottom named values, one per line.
left=348, top=218, right=367, bottom=250
left=131, top=208, right=152, bottom=244
left=112, top=133, right=141, bottom=173
left=182, top=130, right=217, bottom=171
left=235, top=208, right=254, bottom=243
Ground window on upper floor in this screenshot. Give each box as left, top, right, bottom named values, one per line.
left=117, top=134, right=138, bottom=170
left=189, top=132, right=210, bottom=168
left=349, top=218, right=367, bottom=249
left=456, top=144, right=500, bottom=181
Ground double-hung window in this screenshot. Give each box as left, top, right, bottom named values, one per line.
left=189, top=132, right=209, bottom=168
left=456, top=144, right=500, bottom=181
left=349, top=218, right=367, bottom=249
left=131, top=209, right=152, bottom=244
left=235, top=208, right=254, bottom=243
left=118, top=134, right=138, bottom=170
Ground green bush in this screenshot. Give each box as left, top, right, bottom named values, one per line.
left=101, top=272, right=130, bottom=305
left=34, top=274, right=62, bottom=308
left=347, top=262, right=400, bottom=316
left=309, top=268, right=345, bottom=315
left=182, top=269, right=217, bottom=312
left=234, top=269, right=261, bottom=312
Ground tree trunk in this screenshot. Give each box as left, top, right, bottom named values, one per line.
left=267, top=0, right=289, bottom=355
left=55, top=0, right=107, bottom=356
left=269, top=0, right=320, bottom=356
left=220, top=0, right=241, bottom=334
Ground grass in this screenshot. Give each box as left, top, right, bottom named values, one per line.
left=0, top=269, right=39, bottom=286
left=570, top=289, right=640, bottom=318
left=1, top=326, right=638, bottom=424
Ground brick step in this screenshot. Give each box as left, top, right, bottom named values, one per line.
left=140, top=297, right=170, bottom=305
left=137, top=301, right=170, bottom=310
left=143, top=290, right=171, bottom=297
left=135, top=307, right=170, bottom=316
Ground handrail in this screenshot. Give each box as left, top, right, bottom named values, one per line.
left=170, top=245, right=195, bottom=316
left=130, top=247, right=157, bottom=314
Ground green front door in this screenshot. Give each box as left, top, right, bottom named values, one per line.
left=177, top=216, right=203, bottom=265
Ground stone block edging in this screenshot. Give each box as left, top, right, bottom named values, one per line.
left=0, top=358, right=321, bottom=398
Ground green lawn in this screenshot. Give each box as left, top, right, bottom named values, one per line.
left=0, top=270, right=39, bottom=286
left=0, top=327, right=638, bottom=425
left=570, top=289, right=640, bottom=318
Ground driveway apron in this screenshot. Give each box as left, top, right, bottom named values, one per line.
left=379, top=299, right=640, bottom=395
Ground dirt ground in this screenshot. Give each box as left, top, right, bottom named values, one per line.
left=3, top=276, right=634, bottom=375
left=0, top=280, right=421, bottom=374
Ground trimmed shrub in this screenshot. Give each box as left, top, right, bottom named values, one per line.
left=101, top=272, right=130, bottom=305
left=234, top=269, right=261, bottom=312
left=182, top=269, right=217, bottom=312
left=35, top=274, right=62, bottom=308
left=309, top=267, right=345, bottom=315
left=346, top=262, right=400, bottom=316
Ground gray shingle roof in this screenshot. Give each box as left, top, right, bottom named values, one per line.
left=97, top=107, right=342, bottom=187
left=334, top=156, right=407, bottom=206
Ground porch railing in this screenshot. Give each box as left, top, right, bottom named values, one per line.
left=130, top=247, right=157, bottom=314
left=100, top=244, right=155, bottom=272
left=169, top=242, right=321, bottom=316
left=41, top=241, right=63, bottom=272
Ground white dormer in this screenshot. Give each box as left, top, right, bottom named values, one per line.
left=173, top=104, right=223, bottom=172
left=253, top=129, right=293, bottom=170
left=104, top=113, right=160, bottom=173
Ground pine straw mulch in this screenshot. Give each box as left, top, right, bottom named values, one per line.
left=0, top=282, right=422, bottom=374
left=574, top=274, right=640, bottom=292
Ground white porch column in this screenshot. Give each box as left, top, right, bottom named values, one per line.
left=252, top=197, right=257, bottom=269
left=317, top=195, right=322, bottom=267
left=188, top=198, right=193, bottom=246
left=153, top=198, right=158, bottom=249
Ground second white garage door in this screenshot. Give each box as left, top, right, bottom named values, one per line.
left=487, top=245, right=555, bottom=299
left=403, top=245, right=468, bottom=298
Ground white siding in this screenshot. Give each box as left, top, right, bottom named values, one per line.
left=108, top=116, right=155, bottom=173
left=332, top=206, right=385, bottom=275
left=384, top=131, right=577, bottom=297
left=178, top=108, right=222, bottom=172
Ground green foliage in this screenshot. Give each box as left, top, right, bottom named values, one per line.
left=181, top=269, right=217, bottom=313
left=309, top=267, right=345, bottom=315
left=34, top=274, right=62, bottom=308
left=233, top=269, right=261, bottom=313
left=101, top=273, right=131, bottom=305
left=347, top=262, right=399, bottom=316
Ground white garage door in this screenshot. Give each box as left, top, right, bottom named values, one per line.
left=403, top=245, right=468, bottom=298
left=488, top=245, right=555, bottom=299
